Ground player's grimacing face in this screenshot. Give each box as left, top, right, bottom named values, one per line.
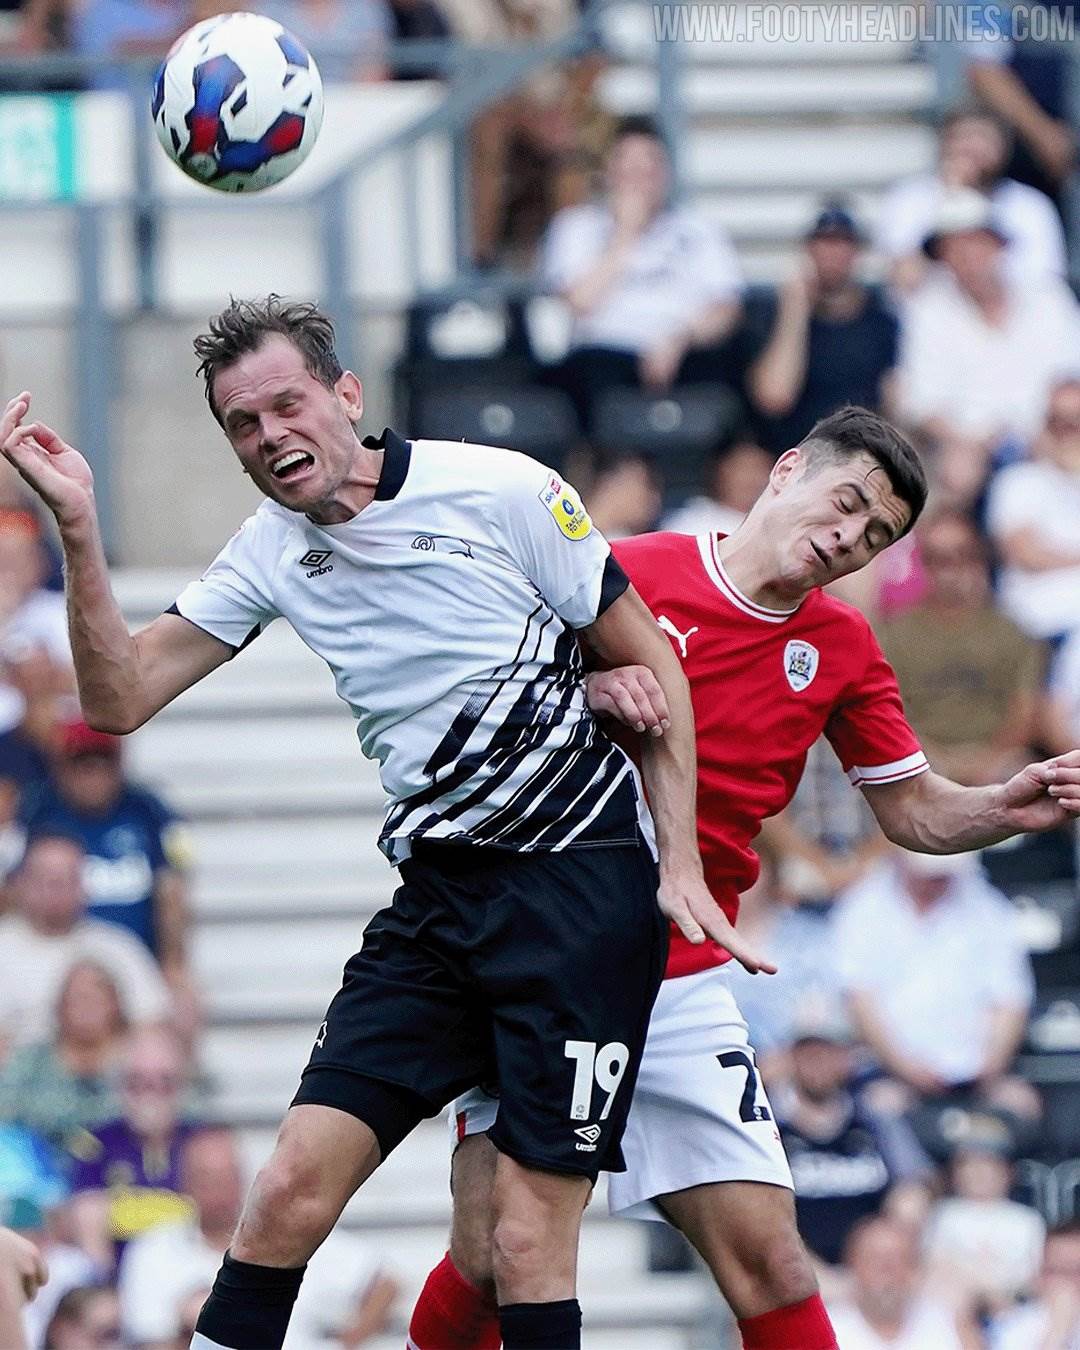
left=213, top=334, right=363, bottom=512
left=768, top=450, right=910, bottom=591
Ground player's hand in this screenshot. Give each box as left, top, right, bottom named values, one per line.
left=0, top=1225, right=47, bottom=1303
left=586, top=667, right=670, bottom=737
left=999, top=751, right=1080, bottom=830
left=0, top=393, right=96, bottom=529
left=658, top=867, right=778, bottom=975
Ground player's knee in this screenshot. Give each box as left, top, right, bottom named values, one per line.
left=746, top=1229, right=817, bottom=1308
left=491, top=1212, right=547, bottom=1283
left=245, top=1146, right=338, bottom=1252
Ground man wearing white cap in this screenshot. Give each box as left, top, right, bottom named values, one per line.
left=830, top=847, right=1035, bottom=1108
left=896, top=186, right=1080, bottom=502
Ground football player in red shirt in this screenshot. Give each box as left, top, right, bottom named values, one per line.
left=409, top=407, right=1080, bottom=1350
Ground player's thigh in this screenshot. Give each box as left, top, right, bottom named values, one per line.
left=478, top=844, right=667, bottom=1180
left=449, top=1131, right=500, bottom=1290
left=233, top=1104, right=382, bottom=1263
left=609, top=968, right=791, bottom=1222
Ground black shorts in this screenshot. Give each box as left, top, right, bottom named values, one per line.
left=292, top=839, right=668, bottom=1179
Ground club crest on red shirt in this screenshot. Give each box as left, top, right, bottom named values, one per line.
left=784, top=639, right=819, bottom=692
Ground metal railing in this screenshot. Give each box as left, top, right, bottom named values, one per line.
left=0, top=1, right=684, bottom=554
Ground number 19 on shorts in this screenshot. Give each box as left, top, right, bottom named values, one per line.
left=564, top=1040, right=629, bottom=1122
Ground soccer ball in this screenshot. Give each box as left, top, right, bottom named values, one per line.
left=152, top=11, right=324, bottom=192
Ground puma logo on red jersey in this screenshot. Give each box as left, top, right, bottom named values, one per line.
left=658, top=614, right=699, bottom=659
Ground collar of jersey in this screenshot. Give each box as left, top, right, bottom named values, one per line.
left=360, top=427, right=412, bottom=501
left=697, top=532, right=802, bottom=624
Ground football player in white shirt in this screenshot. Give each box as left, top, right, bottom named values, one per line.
left=0, top=295, right=763, bottom=1350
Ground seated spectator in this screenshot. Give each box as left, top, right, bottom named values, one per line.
left=0, top=510, right=71, bottom=735
left=0, top=832, right=171, bottom=1058
left=28, top=719, right=195, bottom=1005
left=67, top=0, right=189, bottom=89
left=773, top=1001, right=929, bottom=1269
left=119, top=1126, right=398, bottom=1346
left=828, top=1215, right=973, bottom=1349
left=386, top=0, right=451, bottom=78
left=259, top=0, right=391, bottom=82
left=0, top=960, right=125, bottom=1154
left=748, top=203, right=899, bottom=455
left=759, top=737, right=888, bottom=907
left=6, top=1192, right=104, bottom=1350
left=0, top=1224, right=48, bottom=1350
left=583, top=453, right=661, bottom=540
left=832, top=849, right=1036, bottom=1107
left=661, top=439, right=773, bottom=536
left=43, top=1285, right=122, bottom=1350
left=986, top=376, right=1080, bottom=641
left=895, top=188, right=1080, bottom=502
left=875, top=106, right=1066, bottom=291
left=68, top=1026, right=199, bottom=1271
left=924, top=1116, right=1045, bottom=1313
left=878, top=508, right=1043, bottom=784
left=1044, top=625, right=1080, bottom=753
left=539, top=116, right=742, bottom=426
left=991, top=1221, right=1080, bottom=1348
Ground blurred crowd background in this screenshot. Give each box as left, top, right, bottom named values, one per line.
left=3, top=1, right=1080, bottom=1347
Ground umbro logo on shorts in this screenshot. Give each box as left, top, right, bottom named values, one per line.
left=574, top=1123, right=602, bottom=1152
left=299, top=549, right=334, bottom=578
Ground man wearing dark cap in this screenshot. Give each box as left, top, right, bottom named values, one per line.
left=748, top=202, right=899, bottom=455
left=25, top=719, right=195, bottom=1021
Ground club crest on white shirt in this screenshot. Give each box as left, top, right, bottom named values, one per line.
left=783, top=639, right=818, bottom=692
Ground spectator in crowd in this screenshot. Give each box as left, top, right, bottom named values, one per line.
left=8, top=1193, right=104, bottom=1350
left=1044, top=623, right=1080, bottom=754
left=895, top=188, right=1080, bottom=502
left=773, top=1002, right=930, bottom=1269
left=539, top=116, right=743, bottom=426
left=68, top=1026, right=199, bottom=1271
left=0, top=510, right=71, bottom=736
left=0, top=960, right=124, bottom=1154
left=748, top=203, right=899, bottom=455
left=0, top=833, right=171, bottom=1058
left=875, top=106, right=1067, bottom=291
left=67, top=0, right=189, bottom=88
left=832, top=849, right=1036, bottom=1108
left=962, top=1, right=1077, bottom=216
left=259, top=0, right=391, bottom=82
left=440, top=0, right=606, bottom=266
left=583, top=453, right=661, bottom=540
left=660, top=439, right=773, bottom=536
left=119, top=1126, right=398, bottom=1346
left=986, top=375, right=1080, bottom=641
left=924, top=1115, right=1045, bottom=1313
left=759, top=737, right=888, bottom=907
left=0, top=1224, right=48, bottom=1350
left=878, top=508, right=1043, bottom=785
left=991, top=1220, right=1080, bottom=1348
left=42, top=1285, right=122, bottom=1350
left=386, top=0, right=452, bottom=78
left=27, top=718, right=196, bottom=1028
left=827, top=1215, right=975, bottom=1349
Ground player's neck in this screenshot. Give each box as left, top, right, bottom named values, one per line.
left=713, top=531, right=805, bottom=611
left=304, top=445, right=385, bottom=525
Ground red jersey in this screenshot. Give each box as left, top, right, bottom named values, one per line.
left=612, top=531, right=928, bottom=980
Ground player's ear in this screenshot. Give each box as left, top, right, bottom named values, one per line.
left=769, top=448, right=803, bottom=493
left=336, top=371, right=363, bottom=423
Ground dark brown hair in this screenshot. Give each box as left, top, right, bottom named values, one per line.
left=797, top=405, right=928, bottom=535
left=194, top=294, right=344, bottom=425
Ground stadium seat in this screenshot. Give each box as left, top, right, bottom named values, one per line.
left=590, top=385, right=744, bottom=504
left=412, top=384, right=581, bottom=468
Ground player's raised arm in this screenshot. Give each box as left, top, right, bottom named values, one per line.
left=582, top=586, right=775, bottom=975
left=0, top=393, right=232, bottom=733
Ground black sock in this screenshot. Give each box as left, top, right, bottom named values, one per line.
left=192, top=1252, right=306, bottom=1350
left=499, top=1299, right=582, bottom=1350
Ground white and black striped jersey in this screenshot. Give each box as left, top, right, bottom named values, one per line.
left=172, top=431, right=651, bottom=863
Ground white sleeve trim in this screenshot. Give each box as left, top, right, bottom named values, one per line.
left=848, top=751, right=929, bottom=788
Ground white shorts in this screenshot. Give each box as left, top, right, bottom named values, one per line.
left=452, top=966, right=793, bottom=1222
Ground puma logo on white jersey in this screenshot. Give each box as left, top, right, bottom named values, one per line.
left=657, top=614, right=699, bottom=659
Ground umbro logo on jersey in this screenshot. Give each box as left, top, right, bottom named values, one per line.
left=574, top=1124, right=601, bottom=1152
left=658, top=614, right=699, bottom=659
left=784, top=639, right=819, bottom=692
left=411, top=533, right=474, bottom=558
left=299, top=549, right=334, bottom=578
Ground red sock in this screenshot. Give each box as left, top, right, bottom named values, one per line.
left=738, top=1294, right=838, bottom=1350
left=408, top=1252, right=501, bottom=1350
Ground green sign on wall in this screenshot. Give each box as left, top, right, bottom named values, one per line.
left=0, top=95, right=76, bottom=201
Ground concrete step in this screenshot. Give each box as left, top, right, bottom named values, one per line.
left=193, top=872, right=388, bottom=921
left=602, top=60, right=934, bottom=118
left=685, top=121, right=934, bottom=190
